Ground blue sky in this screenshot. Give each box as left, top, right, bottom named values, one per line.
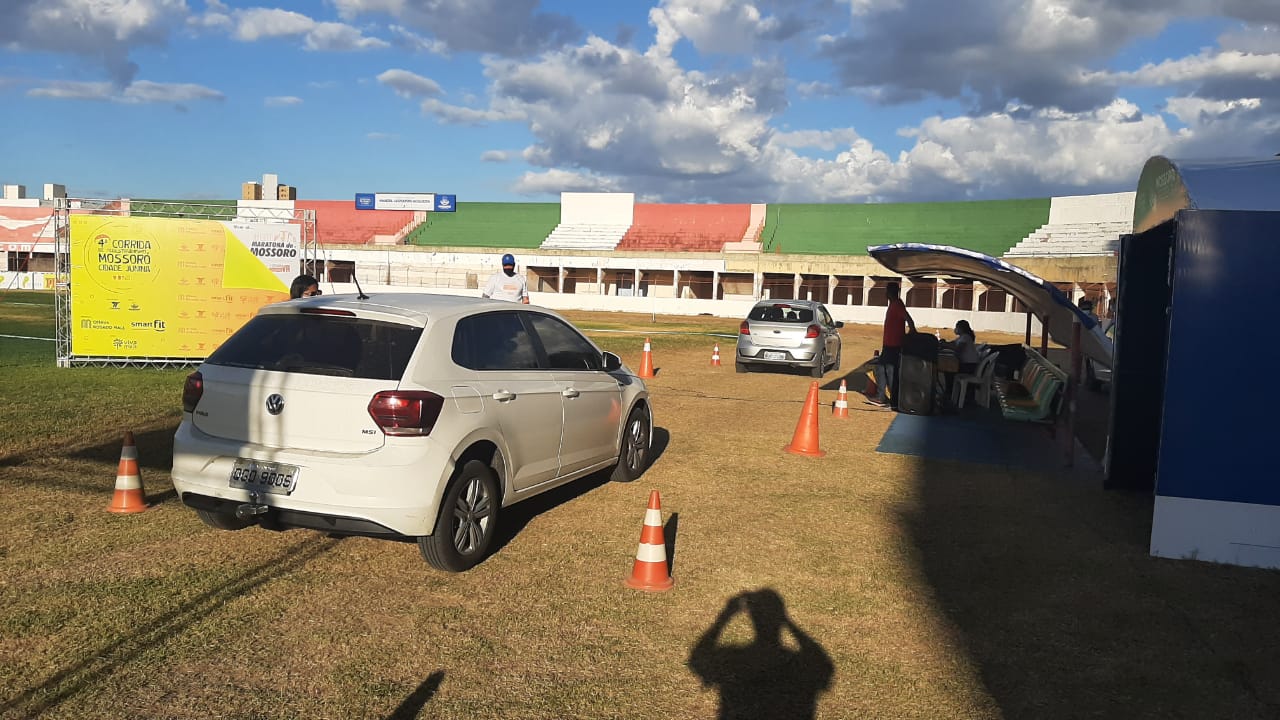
left=1, top=0, right=1277, bottom=203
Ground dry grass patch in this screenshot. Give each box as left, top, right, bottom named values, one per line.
left=2, top=304, right=1278, bottom=719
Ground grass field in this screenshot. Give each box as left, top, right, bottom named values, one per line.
left=2, top=291, right=1279, bottom=719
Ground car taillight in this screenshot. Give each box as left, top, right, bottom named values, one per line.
left=805, top=324, right=820, bottom=338
left=182, top=371, right=203, bottom=413
left=739, top=320, right=750, bottom=335
left=368, top=391, right=444, bottom=436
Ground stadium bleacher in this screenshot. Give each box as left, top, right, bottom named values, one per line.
left=759, top=198, right=1051, bottom=256
left=297, top=201, right=418, bottom=245
left=616, top=204, right=751, bottom=252
left=405, top=202, right=559, bottom=249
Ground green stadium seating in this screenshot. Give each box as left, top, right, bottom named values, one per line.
left=404, top=202, right=560, bottom=249
left=759, top=199, right=1050, bottom=256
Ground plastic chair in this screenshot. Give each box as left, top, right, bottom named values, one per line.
left=954, top=351, right=998, bottom=409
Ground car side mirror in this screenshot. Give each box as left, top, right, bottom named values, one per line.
left=602, top=351, right=622, bottom=371
left=835, top=321, right=844, bottom=328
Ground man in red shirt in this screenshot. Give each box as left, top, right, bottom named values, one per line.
left=870, top=281, right=915, bottom=408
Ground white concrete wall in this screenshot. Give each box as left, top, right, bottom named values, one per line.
left=1048, top=192, right=1135, bottom=225
left=316, top=281, right=1046, bottom=336
left=1151, top=496, right=1280, bottom=569
left=560, top=192, right=634, bottom=225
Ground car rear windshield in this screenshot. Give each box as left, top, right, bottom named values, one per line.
left=748, top=304, right=814, bottom=323
left=205, top=313, right=423, bottom=380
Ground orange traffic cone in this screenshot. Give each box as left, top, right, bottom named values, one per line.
left=833, top=379, right=850, bottom=419
left=638, top=337, right=655, bottom=379
left=784, top=381, right=826, bottom=457
left=107, top=431, right=147, bottom=513
left=864, top=371, right=878, bottom=399
left=710, top=343, right=721, bottom=367
left=625, top=490, right=674, bottom=592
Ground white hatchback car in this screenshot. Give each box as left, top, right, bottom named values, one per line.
left=172, top=293, right=652, bottom=571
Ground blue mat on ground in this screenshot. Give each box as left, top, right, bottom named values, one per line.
left=875, top=411, right=1077, bottom=469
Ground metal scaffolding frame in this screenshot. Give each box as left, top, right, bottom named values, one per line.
left=53, top=198, right=317, bottom=368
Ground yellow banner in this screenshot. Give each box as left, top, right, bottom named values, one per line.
left=70, top=216, right=296, bottom=358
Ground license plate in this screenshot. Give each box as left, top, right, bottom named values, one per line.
left=229, top=459, right=299, bottom=496
left=763, top=351, right=787, bottom=361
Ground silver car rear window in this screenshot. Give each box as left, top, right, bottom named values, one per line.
left=748, top=304, right=814, bottom=323
left=206, top=313, right=423, bottom=380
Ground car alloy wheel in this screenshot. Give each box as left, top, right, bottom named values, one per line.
left=419, top=459, right=499, bottom=572
left=611, top=406, right=651, bottom=482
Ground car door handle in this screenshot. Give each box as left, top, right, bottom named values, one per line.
left=561, top=388, right=580, bottom=398
left=492, top=391, right=515, bottom=402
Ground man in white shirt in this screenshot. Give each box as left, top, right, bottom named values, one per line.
left=481, top=253, right=530, bottom=303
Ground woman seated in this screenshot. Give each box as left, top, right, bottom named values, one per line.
left=946, top=320, right=980, bottom=375
left=940, top=320, right=980, bottom=407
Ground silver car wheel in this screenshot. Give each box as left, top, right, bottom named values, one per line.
left=611, top=406, right=652, bottom=482
left=452, top=474, right=493, bottom=554
left=623, top=415, right=648, bottom=473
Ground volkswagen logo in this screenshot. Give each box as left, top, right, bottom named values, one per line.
left=266, top=394, right=284, bottom=415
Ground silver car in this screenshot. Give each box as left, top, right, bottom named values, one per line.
left=735, top=299, right=843, bottom=377
left=171, top=293, right=652, bottom=572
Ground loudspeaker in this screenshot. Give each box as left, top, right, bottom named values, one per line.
left=897, top=355, right=935, bottom=415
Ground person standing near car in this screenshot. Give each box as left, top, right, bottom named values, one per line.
left=482, top=253, right=530, bottom=304
left=871, top=281, right=915, bottom=408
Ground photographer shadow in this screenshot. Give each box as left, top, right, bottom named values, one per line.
left=688, top=588, right=834, bottom=720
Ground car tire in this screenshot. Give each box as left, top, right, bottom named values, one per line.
left=195, top=508, right=254, bottom=531
left=418, top=459, right=500, bottom=572
left=610, top=405, right=652, bottom=483
left=735, top=361, right=750, bottom=373
left=810, top=350, right=825, bottom=378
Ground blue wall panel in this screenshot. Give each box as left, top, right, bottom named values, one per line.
left=1156, top=210, right=1280, bottom=505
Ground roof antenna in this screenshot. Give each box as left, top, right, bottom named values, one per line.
left=352, top=269, right=369, bottom=300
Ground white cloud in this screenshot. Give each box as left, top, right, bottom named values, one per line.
left=366, top=132, right=399, bottom=140
left=388, top=25, right=448, bottom=55
left=795, top=80, right=839, bottom=98
left=1163, top=96, right=1262, bottom=124
left=510, top=168, right=621, bottom=195
left=1218, top=24, right=1280, bottom=54
left=265, top=95, right=303, bottom=107
left=649, top=0, right=790, bottom=55
left=27, top=80, right=224, bottom=104
left=815, top=0, right=1280, bottom=113
left=327, top=0, right=580, bottom=56
left=420, top=99, right=525, bottom=126
left=481, top=150, right=511, bottom=162
left=234, top=8, right=315, bottom=41
left=188, top=0, right=232, bottom=31
left=1105, top=50, right=1280, bottom=87
left=305, top=22, right=389, bottom=51
left=1, top=0, right=188, bottom=86
left=377, top=69, right=442, bottom=98
left=772, top=129, right=862, bottom=151
left=232, top=7, right=387, bottom=50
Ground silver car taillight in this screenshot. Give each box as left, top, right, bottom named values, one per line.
left=367, top=391, right=445, bottom=436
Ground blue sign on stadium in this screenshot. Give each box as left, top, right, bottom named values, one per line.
left=354, top=193, right=375, bottom=210
left=434, top=194, right=456, bottom=212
